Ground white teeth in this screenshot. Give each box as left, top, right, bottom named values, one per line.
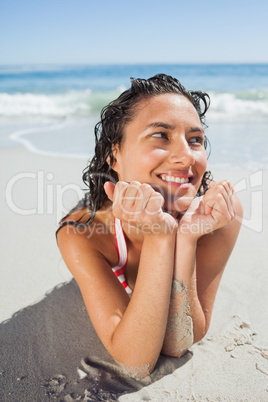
left=160, top=174, right=189, bottom=184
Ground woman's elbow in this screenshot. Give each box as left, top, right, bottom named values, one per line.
left=193, top=321, right=209, bottom=344
left=109, top=344, right=157, bottom=378
left=115, top=359, right=156, bottom=379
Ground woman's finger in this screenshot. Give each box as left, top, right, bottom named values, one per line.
left=120, top=181, right=141, bottom=216
left=204, top=181, right=234, bottom=217
left=112, top=181, right=129, bottom=217
left=145, top=190, right=164, bottom=216
left=135, top=183, right=155, bottom=215
left=104, top=181, right=115, bottom=201
left=206, top=192, right=234, bottom=226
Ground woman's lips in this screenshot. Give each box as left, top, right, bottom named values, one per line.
left=159, top=173, right=190, bottom=184
left=156, top=173, right=193, bottom=190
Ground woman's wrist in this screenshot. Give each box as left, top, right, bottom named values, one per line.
left=144, top=229, right=177, bottom=242
left=176, top=234, right=198, bottom=256
left=174, top=232, right=197, bottom=283
left=176, top=228, right=199, bottom=245
left=139, top=218, right=178, bottom=239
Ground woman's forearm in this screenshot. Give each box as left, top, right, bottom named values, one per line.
left=109, top=232, right=176, bottom=374
left=161, top=235, right=206, bottom=357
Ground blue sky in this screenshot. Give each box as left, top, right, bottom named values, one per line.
left=1, top=0, right=268, bottom=64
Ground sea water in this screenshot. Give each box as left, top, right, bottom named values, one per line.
left=0, top=64, right=268, bottom=169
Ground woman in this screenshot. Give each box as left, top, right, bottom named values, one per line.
left=56, top=74, right=242, bottom=378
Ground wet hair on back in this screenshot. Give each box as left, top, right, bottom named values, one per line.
left=56, top=73, right=212, bottom=233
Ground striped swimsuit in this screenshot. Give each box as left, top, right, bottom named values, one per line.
left=112, top=218, right=132, bottom=295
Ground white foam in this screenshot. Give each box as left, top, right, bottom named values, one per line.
left=208, top=91, right=268, bottom=120
left=0, top=88, right=122, bottom=118
left=0, top=90, right=93, bottom=117
left=1, top=89, right=268, bottom=120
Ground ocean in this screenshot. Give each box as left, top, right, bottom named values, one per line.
left=1, top=64, right=268, bottom=169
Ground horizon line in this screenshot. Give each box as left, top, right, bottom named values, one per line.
left=1, top=61, right=268, bottom=67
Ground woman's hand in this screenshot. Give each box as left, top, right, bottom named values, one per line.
left=104, top=180, right=178, bottom=236
left=178, top=180, right=236, bottom=239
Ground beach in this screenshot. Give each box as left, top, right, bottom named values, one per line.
left=0, top=142, right=268, bottom=401
left=1, top=64, right=268, bottom=400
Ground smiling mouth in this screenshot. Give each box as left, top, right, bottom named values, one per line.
left=159, top=174, right=191, bottom=184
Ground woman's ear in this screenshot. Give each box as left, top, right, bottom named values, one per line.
left=106, top=145, right=120, bottom=173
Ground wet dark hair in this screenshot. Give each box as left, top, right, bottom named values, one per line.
left=56, top=73, right=212, bottom=234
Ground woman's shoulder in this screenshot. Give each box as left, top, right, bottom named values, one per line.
left=62, top=207, right=92, bottom=226
left=56, top=204, right=118, bottom=265
left=56, top=207, right=92, bottom=238
left=57, top=204, right=114, bottom=238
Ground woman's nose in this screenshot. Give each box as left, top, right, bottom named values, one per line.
left=169, top=139, right=195, bottom=167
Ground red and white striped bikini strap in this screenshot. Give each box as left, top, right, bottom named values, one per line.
left=112, top=217, right=132, bottom=295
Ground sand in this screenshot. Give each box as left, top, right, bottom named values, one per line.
left=0, top=146, right=268, bottom=401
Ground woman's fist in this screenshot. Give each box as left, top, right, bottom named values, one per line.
left=178, top=180, right=236, bottom=238
left=104, top=181, right=178, bottom=236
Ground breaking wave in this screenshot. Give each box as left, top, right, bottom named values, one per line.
left=1, top=88, right=268, bottom=120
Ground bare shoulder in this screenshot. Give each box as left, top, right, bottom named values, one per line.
left=57, top=209, right=92, bottom=258
left=56, top=206, right=118, bottom=277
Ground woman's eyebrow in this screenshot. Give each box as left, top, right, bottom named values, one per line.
left=145, top=122, right=204, bottom=134
left=189, top=127, right=204, bottom=134
left=145, top=122, right=175, bottom=130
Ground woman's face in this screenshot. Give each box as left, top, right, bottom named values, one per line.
left=112, top=93, right=207, bottom=212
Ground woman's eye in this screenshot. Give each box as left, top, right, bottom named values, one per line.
left=151, top=132, right=168, bottom=139
left=188, top=136, right=204, bottom=145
